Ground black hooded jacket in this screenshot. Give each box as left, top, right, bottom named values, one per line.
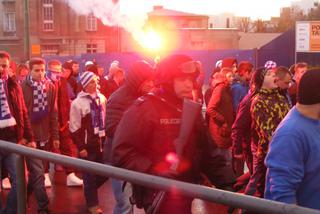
left=111, top=89, right=234, bottom=187
left=105, top=61, right=154, bottom=138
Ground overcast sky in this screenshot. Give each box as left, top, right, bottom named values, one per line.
left=120, top=0, right=296, bottom=20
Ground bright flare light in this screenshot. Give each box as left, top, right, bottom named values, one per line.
left=139, top=29, right=163, bottom=51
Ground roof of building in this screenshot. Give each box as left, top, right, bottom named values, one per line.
left=148, top=6, right=208, bottom=18
left=239, top=32, right=281, bottom=49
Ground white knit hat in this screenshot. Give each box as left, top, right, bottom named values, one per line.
left=85, top=61, right=94, bottom=67
left=80, top=71, right=96, bottom=89
left=264, top=60, right=277, bottom=70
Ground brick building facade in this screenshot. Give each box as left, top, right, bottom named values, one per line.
left=0, top=1, right=239, bottom=62
left=0, top=0, right=120, bottom=62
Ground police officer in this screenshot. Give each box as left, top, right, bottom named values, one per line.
left=112, top=54, right=230, bottom=214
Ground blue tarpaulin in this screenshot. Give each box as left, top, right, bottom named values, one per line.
left=45, top=50, right=255, bottom=84
left=257, top=29, right=295, bottom=68
left=257, top=28, right=320, bottom=67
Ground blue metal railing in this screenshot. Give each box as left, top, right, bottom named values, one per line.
left=0, top=140, right=318, bottom=214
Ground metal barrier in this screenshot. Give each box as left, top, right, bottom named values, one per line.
left=0, top=140, right=318, bottom=214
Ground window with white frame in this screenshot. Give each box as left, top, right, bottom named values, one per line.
left=43, top=0, right=54, bottom=31
left=3, top=12, right=15, bottom=32
left=86, top=43, right=97, bottom=53
left=86, top=14, right=97, bottom=31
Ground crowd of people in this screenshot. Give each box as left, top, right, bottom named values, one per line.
left=0, top=50, right=319, bottom=214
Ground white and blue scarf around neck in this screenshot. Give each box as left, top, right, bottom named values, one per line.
left=0, top=76, right=16, bottom=128
left=28, top=75, right=49, bottom=123
left=88, top=94, right=105, bottom=137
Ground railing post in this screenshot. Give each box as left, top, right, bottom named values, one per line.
left=16, top=154, right=26, bottom=214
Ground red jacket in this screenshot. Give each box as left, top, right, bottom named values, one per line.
left=6, top=77, right=34, bottom=142
left=207, top=82, right=234, bottom=149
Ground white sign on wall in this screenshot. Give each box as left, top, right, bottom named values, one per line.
left=296, top=21, right=320, bottom=52
left=296, top=22, right=310, bottom=52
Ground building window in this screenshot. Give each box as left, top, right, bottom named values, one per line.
left=43, top=0, right=54, bottom=31
left=3, top=12, right=15, bottom=32
left=41, top=44, right=59, bottom=55
left=87, top=43, right=97, bottom=53
left=86, top=14, right=97, bottom=31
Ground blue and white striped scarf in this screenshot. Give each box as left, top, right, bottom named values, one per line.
left=0, top=76, right=16, bottom=128
left=89, top=95, right=105, bottom=137
left=28, top=76, right=49, bottom=123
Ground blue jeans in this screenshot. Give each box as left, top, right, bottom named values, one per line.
left=0, top=150, right=17, bottom=214
left=111, top=179, right=133, bottom=214
left=82, top=151, right=108, bottom=208
left=106, top=137, right=133, bottom=214
left=26, top=156, right=49, bottom=212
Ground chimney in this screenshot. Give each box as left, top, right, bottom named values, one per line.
left=153, top=5, right=163, bottom=11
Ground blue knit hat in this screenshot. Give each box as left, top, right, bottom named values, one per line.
left=80, top=71, right=96, bottom=89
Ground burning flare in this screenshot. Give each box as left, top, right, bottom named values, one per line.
left=137, top=29, right=163, bottom=51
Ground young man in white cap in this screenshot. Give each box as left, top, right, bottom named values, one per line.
left=69, top=71, right=108, bottom=214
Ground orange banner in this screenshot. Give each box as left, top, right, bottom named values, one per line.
left=310, top=22, right=320, bottom=51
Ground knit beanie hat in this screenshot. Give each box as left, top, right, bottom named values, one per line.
left=297, top=69, right=320, bottom=105
left=264, top=60, right=277, bottom=70
left=80, top=71, right=96, bottom=89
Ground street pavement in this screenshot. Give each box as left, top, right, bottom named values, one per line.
left=13, top=171, right=230, bottom=214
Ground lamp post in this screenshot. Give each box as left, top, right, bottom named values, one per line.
left=24, top=0, right=30, bottom=61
